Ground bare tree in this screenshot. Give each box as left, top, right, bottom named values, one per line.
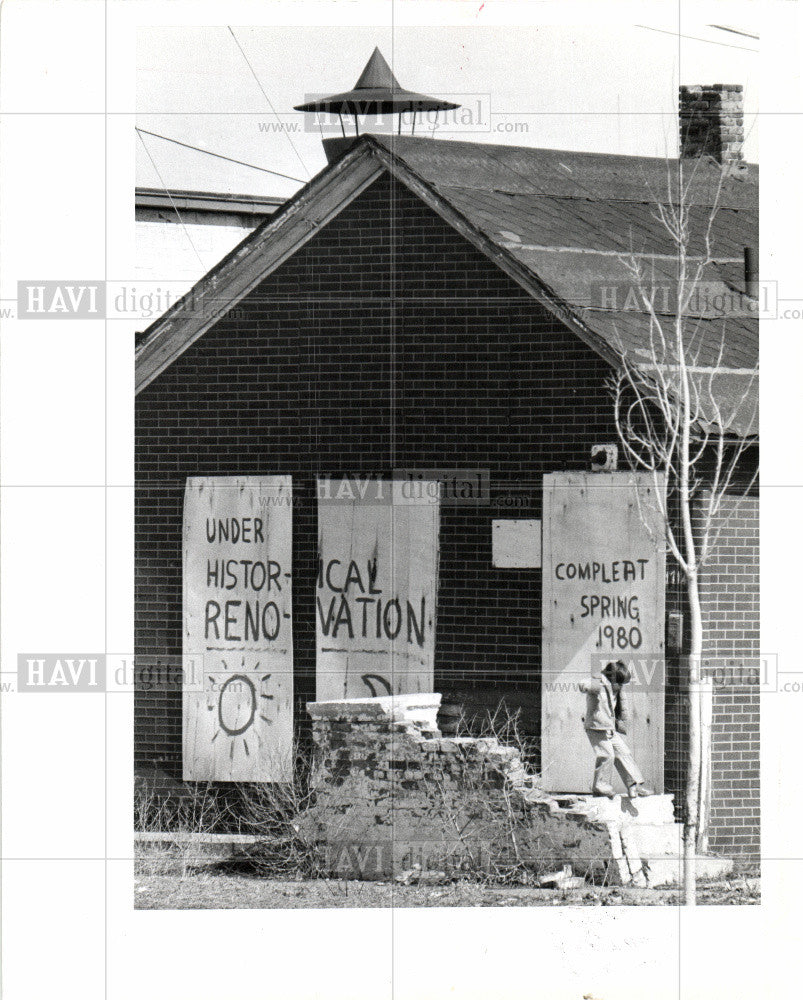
left=608, top=161, right=758, bottom=904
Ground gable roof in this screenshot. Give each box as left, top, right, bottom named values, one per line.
left=135, top=134, right=758, bottom=436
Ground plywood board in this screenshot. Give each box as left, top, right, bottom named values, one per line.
left=182, top=476, right=293, bottom=781
left=541, top=472, right=666, bottom=793
left=316, top=478, right=439, bottom=700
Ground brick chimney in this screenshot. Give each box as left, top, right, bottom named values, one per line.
left=679, top=84, right=744, bottom=166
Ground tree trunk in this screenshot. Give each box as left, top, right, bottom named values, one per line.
left=684, top=568, right=703, bottom=905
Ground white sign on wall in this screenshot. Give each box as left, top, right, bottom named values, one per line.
left=316, top=477, right=440, bottom=701
left=541, top=471, right=666, bottom=793
left=183, top=476, right=293, bottom=781
left=492, top=519, right=542, bottom=568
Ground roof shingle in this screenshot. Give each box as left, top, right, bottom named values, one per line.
left=367, top=136, right=758, bottom=436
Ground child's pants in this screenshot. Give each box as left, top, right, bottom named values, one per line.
left=585, top=728, right=643, bottom=795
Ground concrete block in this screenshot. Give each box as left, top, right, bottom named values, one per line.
left=611, top=853, right=632, bottom=885
left=134, top=831, right=262, bottom=862
left=627, top=823, right=684, bottom=858
left=539, top=866, right=584, bottom=889
left=645, top=854, right=733, bottom=887
left=574, top=794, right=676, bottom=826
left=307, top=693, right=442, bottom=730
left=619, top=826, right=646, bottom=880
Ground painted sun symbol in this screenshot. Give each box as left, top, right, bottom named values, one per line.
left=207, top=655, right=274, bottom=760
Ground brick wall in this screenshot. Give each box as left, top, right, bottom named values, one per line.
left=662, top=487, right=760, bottom=862
left=699, top=490, right=761, bottom=860
left=135, top=170, right=759, bottom=858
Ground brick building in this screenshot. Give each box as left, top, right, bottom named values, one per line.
left=135, top=96, right=758, bottom=859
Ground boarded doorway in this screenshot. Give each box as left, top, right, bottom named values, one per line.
left=316, top=477, right=440, bottom=700
left=541, top=472, right=666, bottom=793
left=182, top=476, right=294, bottom=781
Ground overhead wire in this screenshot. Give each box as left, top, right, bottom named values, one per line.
left=227, top=26, right=312, bottom=179
left=708, top=25, right=759, bottom=41
left=635, top=24, right=758, bottom=53
left=135, top=127, right=305, bottom=183
left=136, top=129, right=206, bottom=268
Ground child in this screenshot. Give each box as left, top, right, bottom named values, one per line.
left=579, top=660, right=653, bottom=798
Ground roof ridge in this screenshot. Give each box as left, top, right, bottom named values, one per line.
left=366, top=132, right=759, bottom=171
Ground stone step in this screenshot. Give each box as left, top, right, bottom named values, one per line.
left=643, top=853, right=733, bottom=888
left=626, top=823, right=684, bottom=857
left=573, top=793, right=676, bottom=826
left=134, top=831, right=262, bottom=861
left=522, top=789, right=560, bottom=811
left=552, top=794, right=583, bottom=807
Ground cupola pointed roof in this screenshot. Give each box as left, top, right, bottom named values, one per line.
left=354, top=47, right=400, bottom=91
left=294, top=47, right=459, bottom=116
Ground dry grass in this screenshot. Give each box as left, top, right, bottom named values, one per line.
left=411, top=702, right=570, bottom=886
left=134, top=871, right=760, bottom=909
left=134, top=741, right=336, bottom=880
left=135, top=781, right=232, bottom=879
left=453, top=700, right=538, bottom=763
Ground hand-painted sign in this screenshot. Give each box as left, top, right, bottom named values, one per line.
left=541, top=471, right=666, bottom=793
left=183, top=476, right=293, bottom=781
left=316, top=477, right=439, bottom=700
